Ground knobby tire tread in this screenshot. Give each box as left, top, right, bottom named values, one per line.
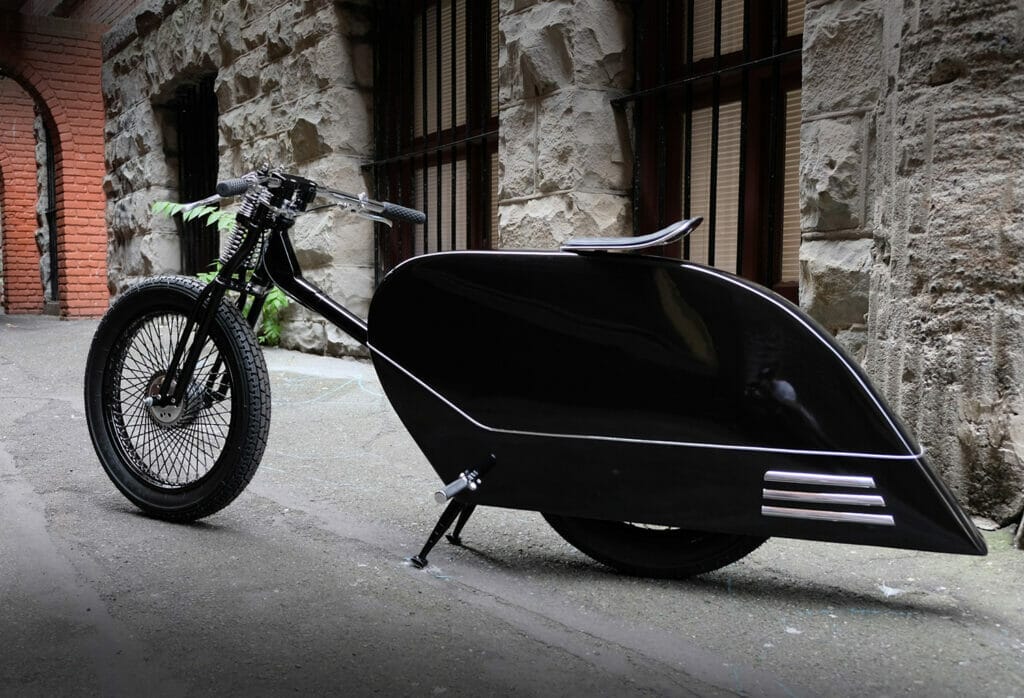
left=85, top=276, right=271, bottom=522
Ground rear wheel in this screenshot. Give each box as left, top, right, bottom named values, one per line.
left=543, top=514, right=767, bottom=579
left=84, top=276, right=270, bottom=521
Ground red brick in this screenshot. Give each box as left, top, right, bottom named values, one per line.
left=0, top=26, right=107, bottom=317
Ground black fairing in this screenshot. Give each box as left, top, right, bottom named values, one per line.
left=367, top=251, right=985, bottom=556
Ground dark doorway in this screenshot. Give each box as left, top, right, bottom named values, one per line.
left=174, top=75, right=220, bottom=275
left=42, top=118, right=58, bottom=303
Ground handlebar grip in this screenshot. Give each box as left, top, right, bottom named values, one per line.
left=216, top=177, right=253, bottom=197
left=381, top=201, right=427, bottom=225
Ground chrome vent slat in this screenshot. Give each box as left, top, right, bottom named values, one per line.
left=761, top=471, right=893, bottom=525
left=762, top=506, right=895, bottom=526
left=762, top=489, right=886, bottom=507
left=764, top=470, right=876, bottom=489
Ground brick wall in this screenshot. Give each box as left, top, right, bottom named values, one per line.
left=0, top=12, right=109, bottom=316
left=20, top=0, right=142, bottom=24
left=0, top=81, right=44, bottom=313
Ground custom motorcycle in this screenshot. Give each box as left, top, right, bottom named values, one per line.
left=84, top=166, right=986, bottom=578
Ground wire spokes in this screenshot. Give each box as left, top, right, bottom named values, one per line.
left=106, top=312, right=234, bottom=488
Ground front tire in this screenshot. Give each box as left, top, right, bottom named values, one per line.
left=84, top=276, right=271, bottom=521
left=543, top=514, right=767, bottom=579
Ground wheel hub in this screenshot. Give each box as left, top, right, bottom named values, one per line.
left=145, top=374, right=203, bottom=427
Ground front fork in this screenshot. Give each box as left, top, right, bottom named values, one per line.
left=151, top=224, right=271, bottom=410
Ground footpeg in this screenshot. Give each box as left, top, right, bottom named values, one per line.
left=434, top=469, right=482, bottom=503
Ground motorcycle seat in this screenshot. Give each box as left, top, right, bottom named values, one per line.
left=561, top=217, right=703, bottom=253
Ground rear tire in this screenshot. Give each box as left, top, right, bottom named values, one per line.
left=84, top=276, right=271, bottom=521
left=543, top=514, right=767, bottom=579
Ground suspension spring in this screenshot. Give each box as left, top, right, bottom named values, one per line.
left=219, top=188, right=272, bottom=268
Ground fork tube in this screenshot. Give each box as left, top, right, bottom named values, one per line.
left=162, top=237, right=257, bottom=404
left=158, top=280, right=229, bottom=403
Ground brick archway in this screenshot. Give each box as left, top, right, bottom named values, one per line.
left=0, top=79, right=44, bottom=313
left=0, top=13, right=108, bottom=317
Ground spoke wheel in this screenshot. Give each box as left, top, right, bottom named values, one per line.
left=109, top=312, right=233, bottom=488
left=85, top=276, right=270, bottom=521
left=543, top=514, right=767, bottom=579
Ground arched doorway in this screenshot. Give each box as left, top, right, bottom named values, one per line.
left=0, top=75, right=50, bottom=314
left=0, top=18, right=109, bottom=317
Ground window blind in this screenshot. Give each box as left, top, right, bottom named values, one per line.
left=787, top=0, right=805, bottom=37
left=691, top=0, right=745, bottom=61
left=685, top=101, right=743, bottom=274
left=413, top=0, right=467, bottom=136
left=779, top=88, right=802, bottom=283
left=414, top=158, right=469, bottom=255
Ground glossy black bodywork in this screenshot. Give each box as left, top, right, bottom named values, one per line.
left=366, top=251, right=985, bottom=556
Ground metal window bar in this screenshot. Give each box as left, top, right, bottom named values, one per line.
left=450, top=0, right=457, bottom=253
left=655, top=0, right=668, bottom=229
left=707, top=0, right=723, bottom=268
left=765, top=0, right=785, bottom=282
left=421, top=2, right=429, bottom=258
left=683, top=0, right=695, bottom=260
left=435, top=0, right=442, bottom=254
left=736, top=0, right=750, bottom=275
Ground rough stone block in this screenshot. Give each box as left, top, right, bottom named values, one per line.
left=140, top=233, right=181, bottom=275
left=567, top=0, right=631, bottom=90
left=800, top=117, right=864, bottom=231
left=799, top=237, right=872, bottom=331
left=279, top=317, right=327, bottom=354
left=536, top=88, right=630, bottom=193
left=802, top=0, right=884, bottom=115
left=834, top=325, right=867, bottom=363
left=316, top=264, right=374, bottom=319
left=500, top=3, right=574, bottom=101
left=498, top=101, right=537, bottom=199
left=498, top=191, right=630, bottom=249
left=326, top=323, right=370, bottom=358
left=500, top=0, right=630, bottom=102
left=289, top=208, right=374, bottom=270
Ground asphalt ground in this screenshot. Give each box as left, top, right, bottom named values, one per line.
left=1, top=313, right=1023, bottom=697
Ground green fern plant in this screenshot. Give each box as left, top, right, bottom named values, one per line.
left=152, top=200, right=290, bottom=346
left=151, top=200, right=238, bottom=232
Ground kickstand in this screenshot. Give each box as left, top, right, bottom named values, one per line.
left=410, top=500, right=469, bottom=569
left=445, top=504, right=476, bottom=547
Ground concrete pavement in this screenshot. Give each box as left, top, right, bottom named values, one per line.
left=1, top=314, right=1023, bottom=696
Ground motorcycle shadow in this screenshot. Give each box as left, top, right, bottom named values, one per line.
left=440, top=540, right=961, bottom=620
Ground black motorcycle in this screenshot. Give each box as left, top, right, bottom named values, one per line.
left=83, top=166, right=986, bottom=579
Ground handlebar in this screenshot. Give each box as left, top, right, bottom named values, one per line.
left=380, top=201, right=427, bottom=225
left=213, top=172, right=426, bottom=226
left=215, top=176, right=255, bottom=197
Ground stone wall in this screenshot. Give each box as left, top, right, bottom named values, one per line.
left=103, top=0, right=375, bottom=355
left=801, top=0, right=1024, bottom=528
left=497, top=0, right=633, bottom=247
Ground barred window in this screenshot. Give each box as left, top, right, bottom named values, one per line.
left=371, top=0, right=499, bottom=281
left=623, top=0, right=804, bottom=300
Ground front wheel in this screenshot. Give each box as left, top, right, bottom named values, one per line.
left=543, top=514, right=767, bottom=579
left=84, top=276, right=271, bottom=521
